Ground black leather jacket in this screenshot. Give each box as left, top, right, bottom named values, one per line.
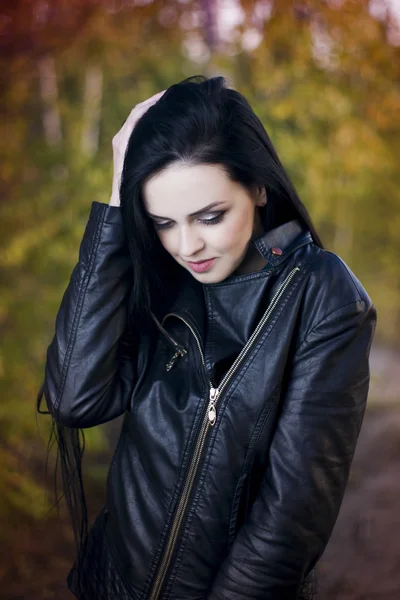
left=43, top=201, right=377, bottom=600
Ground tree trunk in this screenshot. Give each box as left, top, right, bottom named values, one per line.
left=38, top=54, right=63, bottom=147
left=81, top=64, right=103, bottom=157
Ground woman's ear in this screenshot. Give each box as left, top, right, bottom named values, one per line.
left=255, top=186, right=267, bottom=207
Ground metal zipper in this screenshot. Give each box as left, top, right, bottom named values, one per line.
left=161, top=311, right=212, bottom=381
left=151, top=311, right=188, bottom=370
left=213, top=266, right=301, bottom=407
left=148, top=266, right=300, bottom=600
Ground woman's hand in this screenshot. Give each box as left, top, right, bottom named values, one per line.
left=109, top=90, right=166, bottom=206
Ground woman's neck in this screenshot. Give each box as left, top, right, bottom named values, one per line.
left=233, top=212, right=267, bottom=276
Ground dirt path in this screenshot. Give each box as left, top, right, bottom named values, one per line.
left=317, top=404, right=400, bottom=599
left=2, top=403, right=399, bottom=599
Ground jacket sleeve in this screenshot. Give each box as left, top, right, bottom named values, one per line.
left=208, top=296, right=377, bottom=600
left=42, top=201, right=136, bottom=428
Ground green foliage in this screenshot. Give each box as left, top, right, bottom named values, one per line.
left=0, top=0, right=399, bottom=525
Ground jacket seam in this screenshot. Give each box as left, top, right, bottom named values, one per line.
left=228, top=383, right=281, bottom=545
left=321, top=249, right=365, bottom=299
left=55, top=205, right=107, bottom=412
left=125, top=421, right=171, bottom=506
left=295, top=299, right=367, bottom=352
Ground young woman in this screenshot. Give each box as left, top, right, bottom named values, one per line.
left=37, top=75, right=377, bottom=600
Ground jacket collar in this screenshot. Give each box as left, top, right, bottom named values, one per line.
left=160, top=219, right=313, bottom=348
left=251, top=218, right=313, bottom=268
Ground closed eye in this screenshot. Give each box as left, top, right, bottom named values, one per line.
left=153, top=211, right=225, bottom=231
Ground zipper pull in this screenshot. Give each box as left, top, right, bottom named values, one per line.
left=208, top=387, right=219, bottom=426
left=166, top=347, right=187, bottom=371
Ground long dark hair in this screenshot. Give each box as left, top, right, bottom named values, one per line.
left=36, top=73, right=324, bottom=590
left=119, top=74, right=324, bottom=338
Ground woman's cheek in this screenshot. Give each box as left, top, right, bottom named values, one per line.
left=219, top=219, right=251, bottom=254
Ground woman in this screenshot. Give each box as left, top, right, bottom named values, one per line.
left=37, top=75, right=377, bottom=600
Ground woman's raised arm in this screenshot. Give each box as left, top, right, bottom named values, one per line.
left=42, top=201, right=134, bottom=428
left=41, top=90, right=166, bottom=428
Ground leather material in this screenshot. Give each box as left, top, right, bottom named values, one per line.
left=44, top=201, right=377, bottom=599
left=67, top=507, right=132, bottom=600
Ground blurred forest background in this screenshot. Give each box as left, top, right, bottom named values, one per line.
left=1, top=0, right=400, bottom=598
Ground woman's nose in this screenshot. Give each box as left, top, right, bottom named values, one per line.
left=179, top=226, right=205, bottom=258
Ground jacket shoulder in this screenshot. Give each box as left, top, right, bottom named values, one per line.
left=298, top=243, right=375, bottom=323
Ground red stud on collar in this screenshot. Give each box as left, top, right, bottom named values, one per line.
left=271, top=247, right=283, bottom=255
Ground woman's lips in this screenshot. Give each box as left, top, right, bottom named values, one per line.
left=187, top=258, right=216, bottom=273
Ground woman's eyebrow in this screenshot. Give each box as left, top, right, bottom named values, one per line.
left=147, top=201, right=225, bottom=220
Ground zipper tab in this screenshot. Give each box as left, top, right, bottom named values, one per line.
left=208, top=387, right=219, bottom=426
left=166, top=347, right=187, bottom=371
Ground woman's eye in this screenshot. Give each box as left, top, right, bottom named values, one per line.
left=153, top=211, right=225, bottom=231
left=199, top=212, right=225, bottom=225
left=154, top=221, right=172, bottom=230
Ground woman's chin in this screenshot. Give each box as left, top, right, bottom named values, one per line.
left=188, top=268, right=235, bottom=284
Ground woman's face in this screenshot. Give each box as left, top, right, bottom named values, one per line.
left=142, top=163, right=266, bottom=284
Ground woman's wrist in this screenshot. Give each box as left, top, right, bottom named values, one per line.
left=109, top=194, right=120, bottom=207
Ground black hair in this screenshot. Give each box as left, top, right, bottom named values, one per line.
left=119, top=74, right=323, bottom=337
left=36, top=73, right=324, bottom=593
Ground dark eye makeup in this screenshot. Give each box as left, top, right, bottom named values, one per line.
left=153, top=211, right=225, bottom=231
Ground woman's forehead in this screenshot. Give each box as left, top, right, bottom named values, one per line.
left=142, top=163, right=248, bottom=218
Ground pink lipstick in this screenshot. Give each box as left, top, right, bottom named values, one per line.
left=187, top=258, right=216, bottom=273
